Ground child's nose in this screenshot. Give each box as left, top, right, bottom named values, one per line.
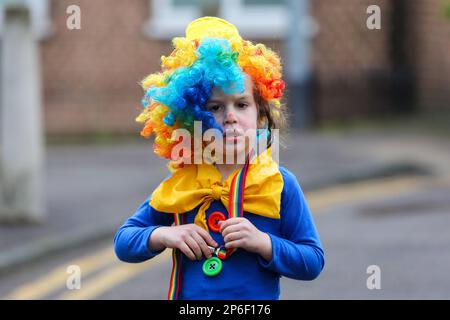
left=224, top=108, right=238, bottom=125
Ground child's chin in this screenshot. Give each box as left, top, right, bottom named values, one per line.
left=217, top=146, right=247, bottom=163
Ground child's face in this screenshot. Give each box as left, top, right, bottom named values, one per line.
left=205, top=75, right=262, bottom=162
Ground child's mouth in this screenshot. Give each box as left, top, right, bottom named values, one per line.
left=223, top=130, right=243, bottom=143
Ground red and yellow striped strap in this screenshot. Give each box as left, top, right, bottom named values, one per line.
left=167, top=213, right=184, bottom=300
left=225, top=150, right=252, bottom=257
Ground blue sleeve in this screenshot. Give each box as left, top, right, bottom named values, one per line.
left=114, top=195, right=174, bottom=263
left=258, top=168, right=325, bottom=280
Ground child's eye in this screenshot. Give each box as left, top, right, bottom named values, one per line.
left=206, top=104, right=222, bottom=112
left=237, top=103, right=248, bottom=109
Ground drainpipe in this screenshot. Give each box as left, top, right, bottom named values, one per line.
left=285, top=0, right=315, bottom=130
left=0, top=1, right=45, bottom=222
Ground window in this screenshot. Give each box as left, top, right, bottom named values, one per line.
left=243, top=0, right=280, bottom=5
left=0, top=0, right=52, bottom=40
left=221, top=0, right=287, bottom=38
left=143, top=0, right=202, bottom=39
left=144, top=0, right=291, bottom=39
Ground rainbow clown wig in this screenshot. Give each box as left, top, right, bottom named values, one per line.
left=136, top=16, right=286, bottom=169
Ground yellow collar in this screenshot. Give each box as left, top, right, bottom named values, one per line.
left=150, top=148, right=283, bottom=230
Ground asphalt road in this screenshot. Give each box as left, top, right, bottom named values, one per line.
left=2, top=174, right=450, bottom=300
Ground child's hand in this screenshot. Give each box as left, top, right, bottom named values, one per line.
left=150, top=224, right=218, bottom=261
left=219, top=218, right=272, bottom=261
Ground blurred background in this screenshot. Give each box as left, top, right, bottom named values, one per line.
left=0, top=0, right=449, bottom=299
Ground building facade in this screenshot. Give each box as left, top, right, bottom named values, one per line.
left=2, top=0, right=449, bottom=135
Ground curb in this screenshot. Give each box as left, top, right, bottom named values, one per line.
left=0, top=223, right=117, bottom=276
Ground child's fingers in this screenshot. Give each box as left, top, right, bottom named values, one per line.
left=218, top=217, right=243, bottom=232
left=178, top=241, right=196, bottom=260
left=223, top=231, right=243, bottom=244
left=191, top=232, right=213, bottom=258
left=221, top=223, right=242, bottom=238
left=185, top=236, right=203, bottom=260
left=194, top=225, right=218, bottom=247
left=224, top=239, right=244, bottom=250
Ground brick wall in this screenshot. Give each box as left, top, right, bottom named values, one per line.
left=409, top=0, right=450, bottom=110
left=41, top=0, right=170, bottom=134
left=40, top=0, right=449, bottom=134
left=311, top=0, right=393, bottom=121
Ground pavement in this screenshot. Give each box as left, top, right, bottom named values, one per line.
left=0, top=128, right=449, bottom=276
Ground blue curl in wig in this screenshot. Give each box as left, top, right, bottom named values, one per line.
left=145, top=38, right=245, bottom=133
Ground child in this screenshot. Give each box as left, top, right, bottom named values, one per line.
left=114, top=16, right=324, bottom=300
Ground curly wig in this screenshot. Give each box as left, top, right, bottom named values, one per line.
left=136, top=17, right=286, bottom=168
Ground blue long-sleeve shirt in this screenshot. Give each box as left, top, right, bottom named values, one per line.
left=114, top=166, right=325, bottom=299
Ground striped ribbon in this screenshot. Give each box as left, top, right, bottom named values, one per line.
left=225, top=150, right=253, bottom=257
left=168, top=213, right=184, bottom=300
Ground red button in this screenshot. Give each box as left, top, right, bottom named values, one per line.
left=207, top=211, right=226, bottom=233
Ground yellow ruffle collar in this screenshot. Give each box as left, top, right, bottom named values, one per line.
left=150, top=148, right=283, bottom=230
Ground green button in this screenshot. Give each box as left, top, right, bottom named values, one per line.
left=202, top=257, right=223, bottom=277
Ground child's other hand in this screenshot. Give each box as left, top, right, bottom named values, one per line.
left=154, top=224, right=218, bottom=261
left=219, top=218, right=272, bottom=261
